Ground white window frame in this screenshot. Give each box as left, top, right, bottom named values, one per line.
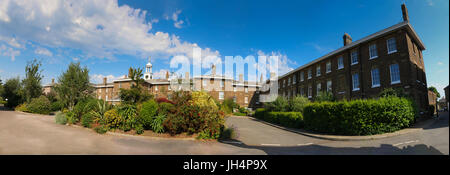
left=300, top=72, right=304, bottom=82
left=351, top=51, right=358, bottom=65
left=308, top=69, right=312, bottom=79
left=293, top=75, right=296, bottom=84
left=326, top=61, right=331, bottom=73
left=220, top=80, right=224, bottom=88
left=316, top=66, right=321, bottom=77
left=308, top=85, right=312, bottom=98
left=390, top=64, right=401, bottom=84
left=219, top=92, right=224, bottom=100
left=371, top=68, right=380, bottom=88
left=387, top=38, right=397, bottom=54
left=203, top=79, right=207, bottom=87
left=369, top=44, right=378, bottom=59
left=352, top=73, right=360, bottom=91
left=155, top=86, right=158, bottom=91
left=288, top=77, right=291, bottom=85
left=327, top=80, right=332, bottom=92
left=233, top=96, right=237, bottom=102
left=244, top=96, right=248, bottom=104
left=337, top=57, right=344, bottom=70
left=316, top=83, right=321, bottom=96
left=245, top=87, right=248, bottom=93
left=233, top=86, right=237, bottom=92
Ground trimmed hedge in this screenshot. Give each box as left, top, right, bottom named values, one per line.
left=303, top=97, right=416, bottom=136
left=254, top=108, right=303, bottom=128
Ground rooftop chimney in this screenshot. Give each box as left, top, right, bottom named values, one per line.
left=211, top=64, right=216, bottom=76
left=239, top=74, right=243, bottom=83
left=401, top=4, right=409, bottom=22
left=165, top=71, right=169, bottom=79
left=185, top=72, right=190, bottom=80
left=343, top=33, right=352, bottom=46
left=103, top=77, right=107, bottom=84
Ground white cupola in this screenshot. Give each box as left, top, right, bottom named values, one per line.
left=144, top=56, right=153, bottom=80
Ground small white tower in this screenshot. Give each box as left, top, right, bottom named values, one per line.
left=144, top=56, right=153, bottom=80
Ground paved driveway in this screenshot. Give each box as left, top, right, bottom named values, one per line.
left=225, top=113, right=449, bottom=155
left=0, top=108, right=265, bottom=155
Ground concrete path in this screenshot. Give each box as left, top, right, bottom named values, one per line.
left=0, top=108, right=265, bottom=155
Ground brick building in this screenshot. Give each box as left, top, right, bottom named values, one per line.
left=92, top=58, right=262, bottom=109
left=277, top=4, right=429, bottom=110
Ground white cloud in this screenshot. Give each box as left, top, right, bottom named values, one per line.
left=171, top=10, right=184, bottom=29
left=0, top=44, right=20, bottom=61
left=0, top=0, right=217, bottom=61
left=90, top=74, right=122, bottom=84
left=34, top=47, right=53, bottom=56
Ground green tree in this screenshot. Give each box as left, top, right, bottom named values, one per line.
left=128, top=67, right=144, bottom=89
left=315, top=91, right=335, bottom=102
left=22, top=59, right=43, bottom=103
left=427, top=86, right=441, bottom=99
left=54, top=62, right=93, bottom=110
left=119, top=67, right=151, bottom=104
left=2, top=77, right=24, bottom=108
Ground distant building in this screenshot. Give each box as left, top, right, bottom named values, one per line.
left=43, top=78, right=56, bottom=95
left=428, top=90, right=437, bottom=114
left=445, top=85, right=449, bottom=110
left=276, top=4, right=429, bottom=111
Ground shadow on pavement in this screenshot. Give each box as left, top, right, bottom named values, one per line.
left=0, top=105, right=13, bottom=111
left=219, top=140, right=444, bottom=155
left=423, top=111, right=448, bottom=130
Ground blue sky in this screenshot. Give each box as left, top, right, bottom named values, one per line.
left=0, top=0, right=448, bottom=98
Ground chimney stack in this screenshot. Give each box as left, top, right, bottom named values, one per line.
left=103, top=77, right=107, bottom=84
left=185, top=72, right=190, bottom=80
left=401, top=4, right=409, bottom=22
left=211, top=64, right=216, bottom=76
left=166, top=71, right=169, bottom=79
left=51, top=78, right=54, bottom=84
left=343, top=33, right=352, bottom=46
left=239, top=74, right=243, bottom=83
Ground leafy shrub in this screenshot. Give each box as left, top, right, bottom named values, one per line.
left=315, top=91, right=335, bottom=102
left=27, top=96, right=51, bottom=114
left=233, top=112, right=246, bottom=116
left=289, top=95, right=309, bottom=113
left=156, top=97, right=175, bottom=104
left=151, top=114, right=166, bottom=133
left=303, top=97, right=416, bottom=136
left=190, top=91, right=218, bottom=110
left=93, top=125, right=108, bottom=134
left=158, top=102, right=175, bottom=116
left=50, top=101, right=63, bottom=112
left=163, top=113, right=186, bottom=135
left=265, top=96, right=289, bottom=112
left=117, top=104, right=138, bottom=131
left=103, top=108, right=122, bottom=128
left=73, top=97, right=98, bottom=119
left=15, top=103, right=29, bottom=112
left=81, top=112, right=95, bottom=128
left=254, top=108, right=268, bottom=119
left=378, top=88, right=408, bottom=98
left=139, top=100, right=158, bottom=129
left=66, top=111, right=78, bottom=124
left=219, top=126, right=236, bottom=140
left=55, top=112, right=67, bottom=125
left=135, top=124, right=144, bottom=135
left=221, top=98, right=238, bottom=114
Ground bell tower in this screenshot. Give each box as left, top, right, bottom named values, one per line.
left=144, top=56, right=153, bottom=80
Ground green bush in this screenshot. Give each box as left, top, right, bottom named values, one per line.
left=139, top=100, right=158, bottom=129
left=221, top=98, right=238, bottom=114
left=93, top=125, right=108, bottom=134
left=81, top=112, right=95, bottom=128
left=66, top=111, right=78, bottom=124
left=289, top=95, right=309, bottom=113
left=315, top=91, right=335, bottom=102
left=378, top=88, right=408, bottom=98
left=135, top=124, right=144, bottom=135
left=163, top=113, right=186, bottom=135
left=151, top=114, right=166, bottom=133
left=158, top=102, right=175, bottom=116
left=233, top=112, right=246, bottom=116
left=254, top=108, right=268, bottom=119
left=219, top=126, right=236, bottom=140
left=265, top=96, right=289, bottom=112
left=103, top=108, right=122, bottom=128
left=303, top=97, right=416, bottom=136
left=27, top=96, right=51, bottom=114
left=262, top=111, right=303, bottom=128
left=15, top=103, right=29, bottom=112
left=50, top=101, right=63, bottom=112
left=117, top=104, right=138, bottom=131
left=55, top=112, right=67, bottom=125
left=73, top=98, right=98, bottom=119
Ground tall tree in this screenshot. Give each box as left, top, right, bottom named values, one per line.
left=428, top=86, right=441, bottom=98
left=128, top=67, right=144, bottom=89
left=2, top=77, right=23, bottom=108
left=22, top=59, right=43, bottom=103
left=54, top=62, right=93, bottom=110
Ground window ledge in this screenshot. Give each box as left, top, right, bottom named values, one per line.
left=388, top=50, right=397, bottom=54
left=352, top=88, right=360, bottom=91
left=391, top=81, right=401, bottom=85
left=337, top=67, right=344, bottom=70
left=369, top=56, right=378, bottom=60
left=326, top=71, right=331, bottom=73
left=371, top=84, right=380, bottom=88
left=351, top=62, right=358, bottom=66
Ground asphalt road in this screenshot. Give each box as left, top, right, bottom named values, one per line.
left=225, top=112, right=449, bottom=155
left=1, top=105, right=447, bottom=155
left=0, top=108, right=265, bottom=155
